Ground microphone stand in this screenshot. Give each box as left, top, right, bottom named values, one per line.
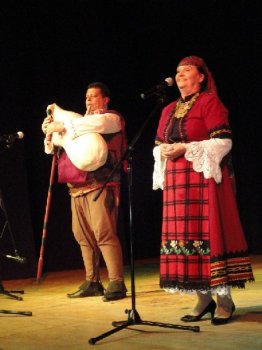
left=0, top=192, right=32, bottom=316
left=88, top=94, right=200, bottom=345
left=0, top=145, right=32, bottom=316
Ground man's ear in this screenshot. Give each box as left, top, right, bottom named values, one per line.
left=104, top=96, right=110, bottom=106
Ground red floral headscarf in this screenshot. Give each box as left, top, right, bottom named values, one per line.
left=177, top=56, right=217, bottom=95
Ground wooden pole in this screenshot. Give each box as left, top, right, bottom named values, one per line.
left=36, top=154, right=57, bottom=283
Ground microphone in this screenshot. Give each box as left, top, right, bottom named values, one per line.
left=141, top=77, right=174, bottom=100
left=0, top=131, right=24, bottom=143
left=4, top=254, right=27, bottom=264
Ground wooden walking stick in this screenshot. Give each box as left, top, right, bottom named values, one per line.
left=36, top=153, right=57, bottom=283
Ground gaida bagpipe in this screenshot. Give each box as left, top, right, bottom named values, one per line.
left=46, top=104, right=108, bottom=171
left=36, top=104, right=109, bottom=282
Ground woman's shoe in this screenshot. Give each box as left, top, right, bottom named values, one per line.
left=181, top=299, right=216, bottom=322
left=212, top=303, right=236, bottom=325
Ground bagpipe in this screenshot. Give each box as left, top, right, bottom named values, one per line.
left=49, top=103, right=108, bottom=171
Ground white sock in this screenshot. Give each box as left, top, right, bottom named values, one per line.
left=192, top=291, right=213, bottom=315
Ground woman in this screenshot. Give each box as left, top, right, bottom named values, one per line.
left=153, top=56, right=254, bottom=325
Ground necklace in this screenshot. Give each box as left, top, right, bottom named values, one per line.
left=173, top=92, right=200, bottom=119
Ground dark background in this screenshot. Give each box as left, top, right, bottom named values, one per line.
left=0, top=0, right=261, bottom=279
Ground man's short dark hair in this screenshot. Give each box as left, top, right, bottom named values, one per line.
left=87, top=82, right=110, bottom=98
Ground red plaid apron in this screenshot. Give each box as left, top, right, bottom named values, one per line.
left=160, top=157, right=254, bottom=291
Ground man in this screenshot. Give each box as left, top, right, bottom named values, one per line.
left=41, top=82, right=127, bottom=301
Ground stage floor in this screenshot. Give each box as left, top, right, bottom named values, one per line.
left=1, top=256, right=262, bottom=350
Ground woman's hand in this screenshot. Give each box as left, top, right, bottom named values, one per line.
left=160, top=143, right=186, bottom=160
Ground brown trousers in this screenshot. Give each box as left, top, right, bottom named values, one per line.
left=71, top=187, right=124, bottom=282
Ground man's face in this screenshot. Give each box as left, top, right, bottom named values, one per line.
left=85, top=87, right=109, bottom=114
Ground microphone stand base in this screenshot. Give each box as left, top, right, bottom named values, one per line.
left=0, top=282, right=32, bottom=316
left=0, top=309, right=32, bottom=316
left=0, top=282, right=24, bottom=301
left=88, top=308, right=200, bottom=345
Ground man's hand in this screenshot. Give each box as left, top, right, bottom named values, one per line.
left=42, top=103, right=58, bottom=134
left=42, top=115, right=53, bottom=134
left=46, top=121, right=65, bottom=135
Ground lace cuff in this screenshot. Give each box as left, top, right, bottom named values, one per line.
left=152, top=145, right=167, bottom=190
left=185, top=139, right=232, bottom=183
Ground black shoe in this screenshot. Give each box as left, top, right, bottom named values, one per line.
left=212, top=303, right=236, bottom=325
left=103, top=281, right=127, bottom=302
left=67, top=281, right=104, bottom=298
left=181, top=299, right=216, bottom=322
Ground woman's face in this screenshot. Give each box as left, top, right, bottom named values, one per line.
left=175, top=64, right=204, bottom=98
